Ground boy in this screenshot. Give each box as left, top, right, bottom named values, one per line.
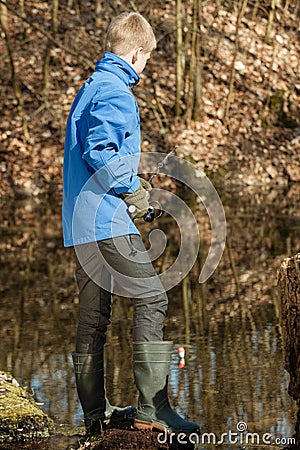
left=62, top=11, right=198, bottom=435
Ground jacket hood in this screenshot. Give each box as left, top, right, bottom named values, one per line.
left=95, top=52, right=140, bottom=87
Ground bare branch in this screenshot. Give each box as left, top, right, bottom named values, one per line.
left=0, top=0, right=94, bottom=69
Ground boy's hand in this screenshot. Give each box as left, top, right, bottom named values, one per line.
left=123, top=178, right=152, bottom=219
left=139, top=177, right=152, bottom=192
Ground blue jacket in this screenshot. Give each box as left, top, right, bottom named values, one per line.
left=62, top=52, right=142, bottom=247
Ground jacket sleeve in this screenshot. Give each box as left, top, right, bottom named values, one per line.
left=82, top=88, right=140, bottom=195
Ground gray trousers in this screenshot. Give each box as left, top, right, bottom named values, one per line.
left=74, top=234, right=168, bottom=354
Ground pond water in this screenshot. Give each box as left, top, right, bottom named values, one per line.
left=0, top=183, right=299, bottom=449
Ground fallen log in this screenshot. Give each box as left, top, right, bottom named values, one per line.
left=278, top=252, right=300, bottom=446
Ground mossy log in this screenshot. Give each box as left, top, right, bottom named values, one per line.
left=278, top=252, right=300, bottom=446
left=0, top=371, right=53, bottom=445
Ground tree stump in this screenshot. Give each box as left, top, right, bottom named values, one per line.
left=76, top=427, right=195, bottom=450
left=278, top=252, right=300, bottom=446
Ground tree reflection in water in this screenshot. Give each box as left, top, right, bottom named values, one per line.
left=0, top=184, right=299, bottom=446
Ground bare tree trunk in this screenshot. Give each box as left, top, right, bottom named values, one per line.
left=283, top=0, right=290, bottom=15
left=295, top=0, right=300, bottom=16
left=215, top=0, right=222, bottom=16
left=265, top=0, right=276, bottom=42
left=42, top=0, right=59, bottom=103
left=0, top=6, right=30, bottom=142
left=184, top=0, right=197, bottom=123
left=19, top=0, right=28, bottom=38
left=0, top=0, right=94, bottom=69
left=95, top=0, right=102, bottom=27
left=184, top=0, right=203, bottom=123
left=0, top=0, right=7, bottom=29
left=251, top=0, right=260, bottom=20
left=278, top=253, right=300, bottom=445
left=223, top=0, right=248, bottom=125
left=192, top=0, right=203, bottom=122
left=175, top=0, right=183, bottom=117
left=73, top=0, right=82, bottom=22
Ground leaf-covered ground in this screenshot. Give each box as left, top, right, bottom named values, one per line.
left=0, top=0, right=299, bottom=198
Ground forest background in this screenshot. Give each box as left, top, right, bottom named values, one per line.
left=0, top=3, right=300, bottom=440
left=0, top=0, right=299, bottom=199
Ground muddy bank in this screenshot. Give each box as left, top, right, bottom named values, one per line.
left=76, top=427, right=196, bottom=450
left=0, top=371, right=53, bottom=445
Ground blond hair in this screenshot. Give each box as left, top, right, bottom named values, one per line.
left=105, top=12, right=156, bottom=56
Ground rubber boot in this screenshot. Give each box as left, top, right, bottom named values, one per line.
left=72, top=351, right=136, bottom=434
left=133, top=341, right=199, bottom=434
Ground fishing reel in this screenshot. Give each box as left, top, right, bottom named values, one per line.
left=128, top=201, right=162, bottom=223
left=128, top=148, right=176, bottom=223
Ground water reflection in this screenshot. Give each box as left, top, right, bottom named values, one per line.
left=0, top=184, right=299, bottom=449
